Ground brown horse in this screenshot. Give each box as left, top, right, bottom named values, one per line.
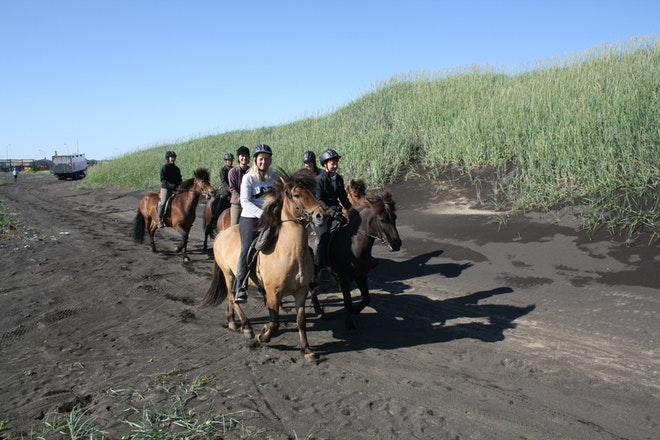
left=132, top=168, right=215, bottom=261
left=201, top=169, right=325, bottom=360
left=310, top=186, right=402, bottom=330
left=202, top=196, right=231, bottom=250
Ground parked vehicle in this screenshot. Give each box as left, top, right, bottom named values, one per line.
left=52, top=153, right=88, bottom=180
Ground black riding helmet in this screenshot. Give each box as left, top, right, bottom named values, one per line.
left=165, top=150, right=177, bottom=159
left=252, top=143, right=273, bottom=157
left=236, top=145, right=250, bottom=156
left=223, top=153, right=234, bottom=160
left=319, top=148, right=341, bottom=165
left=302, top=150, right=316, bottom=164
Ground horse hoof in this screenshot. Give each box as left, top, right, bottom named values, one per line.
left=303, top=352, right=318, bottom=362
left=227, top=322, right=237, bottom=331
left=243, top=329, right=254, bottom=338
left=183, top=256, right=191, bottom=262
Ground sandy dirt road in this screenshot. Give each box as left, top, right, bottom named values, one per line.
left=0, top=171, right=658, bottom=439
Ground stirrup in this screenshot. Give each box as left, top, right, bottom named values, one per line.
left=234, top=288, right=248, bottom=304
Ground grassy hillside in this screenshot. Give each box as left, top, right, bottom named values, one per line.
left=83, top=36, right=659, bottom=242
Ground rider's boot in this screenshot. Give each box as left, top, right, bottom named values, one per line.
left=157, top=202, right=166, bottom=228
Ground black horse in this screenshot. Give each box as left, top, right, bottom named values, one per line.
left=310, top=188, right=402, bottom=330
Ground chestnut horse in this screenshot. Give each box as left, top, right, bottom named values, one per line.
left=132, top=168, right=215, bottom=261
left=201, top=169, right=325, bottom=359
left=310, top=183, right=402, bottom=330
left=202, top=196, right=231, bottom=250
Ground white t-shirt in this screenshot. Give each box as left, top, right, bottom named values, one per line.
left=239, top=171, right=280, bottom=218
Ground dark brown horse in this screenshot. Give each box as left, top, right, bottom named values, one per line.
left=132, top=168, right=215, bottom=261
left=202, top=196, right=231, bottom=250
left=311, top=185, right=402, bottom=330
left=201, top=169, right=325, bottom=360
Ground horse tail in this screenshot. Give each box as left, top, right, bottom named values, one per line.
left=200, top=262, right=228, bottom=307
left=132, top=209, right=145, bottom=243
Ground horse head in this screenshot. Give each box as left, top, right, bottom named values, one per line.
left=364, top=190, right=402, bottom=252
left=193, top=168, right=216, bottom=198
left=261, top=169, right=325, bottom=229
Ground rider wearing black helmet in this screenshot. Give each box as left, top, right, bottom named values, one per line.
left=227, top=145, right=251, bottom=225
left=314, top=148, right=352, bottom=288
left=220, top=153, right=234, bottom=190
left=302, top=150, right=321, bottom=176
left=211, top=152, right=235, bottom=223
left=158, top=150, right=183, bottom=228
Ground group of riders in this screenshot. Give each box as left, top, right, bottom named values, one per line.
left=158, top=144, right=353, bottom=304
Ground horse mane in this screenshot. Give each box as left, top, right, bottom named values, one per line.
left=179, top=178, right=194, bottom=191
left=178, top=168, right=211, bottom=191
left=347, top=179, right=367, bottom=198
left=259, top=168, right=318, bottom=230
left=194, top=168, right=211, bottom=183
left=365, top=189, right=396, bottom=216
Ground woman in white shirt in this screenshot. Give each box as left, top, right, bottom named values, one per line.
left=233, top=143, right=279, bottom=303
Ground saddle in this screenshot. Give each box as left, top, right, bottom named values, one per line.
left=158, top=194, right=176, bottom=226
left=247, top=226, right=278, bottom=269
left=239, top=226, right=278, bottom=299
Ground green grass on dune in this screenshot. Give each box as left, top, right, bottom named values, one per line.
left=83, top=35, right=659, bottom=243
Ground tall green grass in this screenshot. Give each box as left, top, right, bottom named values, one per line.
left=83, top=35, right=659, bottom=242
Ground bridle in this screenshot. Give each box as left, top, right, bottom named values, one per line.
left=282, top=185, right=323, bottom=225
left=357, top=197, right=394, bottom=246
left=193, top=177, right=214, bottom=197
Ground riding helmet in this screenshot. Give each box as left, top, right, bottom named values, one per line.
left=236, top=145, right=250, bottom=156
left=165, top=150, right=177, bottom=159
left=302, top=150, right=316, bottom=164
left=252, top=143, right=273, bottom=157
left=319, top=148, right=341, bottom=165
left=223, top=152, right=234, bottom=160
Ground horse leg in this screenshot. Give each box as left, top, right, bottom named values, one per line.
left=309, top=289, right=325, bottom=317
left=203, top=227, right=210, bottom=251
left=231, top=301, right=254, bottom=337
left=148, top=224, right=157, bottom=252
left=256, top=305, right=280, bottom=344
left=225, top=302, right=237, bottom=331
left=352, top=276, right=371, bottom=315
left=339, top=278, right=357, bottom=330
left=295, top=294, right=317, bottom=360
left=175, top=231, right=190, bottom=261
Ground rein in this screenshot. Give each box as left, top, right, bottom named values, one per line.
left=282, top=185, right=322, bottom=225
left=357, top=200, right=390, bottom=245
left=358, top=219, right=388, bottom=244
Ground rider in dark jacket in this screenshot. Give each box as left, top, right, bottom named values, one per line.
left=158, top=150, right=182, bottom=228
left=314, top=148, right=352, bottom=288
left=212, top=152, right=234, bottom=222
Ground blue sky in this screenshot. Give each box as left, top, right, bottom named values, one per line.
left=1, top=1, right=658, bottom=161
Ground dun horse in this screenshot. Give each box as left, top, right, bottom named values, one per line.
left=311, top=181, right=402, bottom=330
left=201, top=170, right=325, bottom=359
left=132, top=168, right=215, bottom=261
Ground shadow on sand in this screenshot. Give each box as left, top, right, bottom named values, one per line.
left=297, top=249, right=536, bottom=356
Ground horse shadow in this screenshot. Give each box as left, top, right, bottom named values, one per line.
left=371, top=249, right=473, bottom=295
left=243, top=249, right=533, bottom=356
left=307, top=286, right=535, bottom=356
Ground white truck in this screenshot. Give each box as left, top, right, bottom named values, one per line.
left=52, top=153, right=88, bottom=180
